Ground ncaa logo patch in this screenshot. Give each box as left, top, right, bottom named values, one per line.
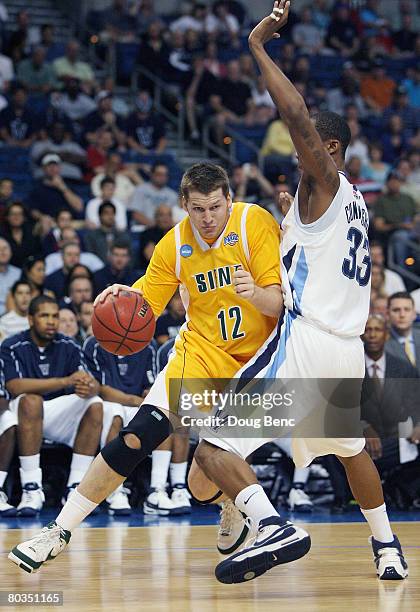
left=224, top=232, right=239, bottom=246
left=180, top=244, right=193, bottom=258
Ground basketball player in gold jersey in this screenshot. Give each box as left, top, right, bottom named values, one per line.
left=9, top=162, right=308, bottom=574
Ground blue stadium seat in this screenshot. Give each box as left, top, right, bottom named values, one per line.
left=228, top=124, right=267, bottom=164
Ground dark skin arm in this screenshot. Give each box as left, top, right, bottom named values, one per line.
left=248, top=1, right=340, bottom=223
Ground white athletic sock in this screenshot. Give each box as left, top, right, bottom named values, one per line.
left=235, top=484, right=280, bottom=525
left=0, top=471, right=7, bottom=488
left=19, top=455, right=42, bottom=487
left=293, top=467, right=310, bottom=486
left=150, top=450, right=172, bottom=490
left=170, top=461, right=188, bottom=487
left=67, top=454, right=95, bottom=487
left=361, top=503, right=394, bottom=543
left=56, top=488, right=98, bottom=532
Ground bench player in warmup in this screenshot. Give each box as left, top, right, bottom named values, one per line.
left=8, top=162, right=296, bottom=572
left=188, top=0, right=408, bottom=583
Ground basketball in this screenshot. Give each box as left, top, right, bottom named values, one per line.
left=92, top=291, right=155, bottom=356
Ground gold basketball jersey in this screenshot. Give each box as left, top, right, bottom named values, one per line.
left=133, top=202, right=280, bottom=362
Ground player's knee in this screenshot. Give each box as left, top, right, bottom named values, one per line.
left=101, top=405, right=173, bottom=477
left=83, top=402, right=103, bottom=429
left=194, top=440, right=220, bottom=472
left=18, top=394, right=43, bottom=421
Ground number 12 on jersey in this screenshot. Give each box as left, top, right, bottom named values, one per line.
left=342, top=227, right=371, bottom=286
left=217, top=306, right=245, bottom=341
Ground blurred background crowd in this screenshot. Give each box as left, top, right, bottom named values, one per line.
left=0, top=0, right=419, bottom=518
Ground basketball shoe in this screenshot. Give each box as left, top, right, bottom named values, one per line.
left=17, top=483, right=44, bottom=516
left=143, top=487, right=183, bottom=516
left=8, top=521, right=71, bottom=574
left=288, top=488, right=313, bottom=513
left=0, top=488, right=17, bottom=517
left=370, top=535, right=408, bottom=580
left=215, top=516, right=311, bottom=584
left=171, top=485, right=191, bottom=514
left=106, top=485, right=132, bottom=516
left=217, top=499, right=250, bottom=555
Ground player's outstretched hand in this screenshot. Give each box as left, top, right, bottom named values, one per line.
left=278, top=191, right=294, bottom=216
left=248, top=0, right=291, bottom=48
left=94, top=284, right=143, bottom=306
left=233, top=268, right=255, bottom=300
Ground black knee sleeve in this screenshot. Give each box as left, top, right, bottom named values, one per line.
left=187, top=485, right=224, bottom=505
left=101, top=405, right=173, bottom=477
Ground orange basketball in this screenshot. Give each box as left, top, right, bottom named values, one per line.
left=92, top=291, right=155, bottom=356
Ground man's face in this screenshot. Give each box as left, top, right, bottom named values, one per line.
left=388, top=298, right=416, bottom=333
left=362, top=318, right=387, bottom=354
left=57, top=210, right=72, bottom=230
left=70, top=278, right=93, bottom=306
left=0, top=239, right=11, bottom=266
left=79, top=302, right=94, bottom=330
left=101, top=182, right=115, bottom=199
left=30, top=303, right=59, bottom=341
left=110, top=247, right=130, bottom=271
left=58, top=309, right=79, bottom=337
left=14, top=284, right=31, bottom=315
left=63, top=245, right=81, bottom=269
left=14, top=89, right=27, bottom=108
left=184, top=188, right=231, bottom=241
left=387, top=177, right=401, bottom=195
left=67, top=42, right=79, bottom=62
left=44, top=162, right=61, bottom=179
left=371, top=264, right=384, bottom=290
left=370, top=245, right=384, bottom=266
left=0, top=180, right=13, bottom=199
left=100, top=206, right=116, bottom=228
left=155, top=206, right=173, bottom=231
left=151, top=166, right=169, bottom=188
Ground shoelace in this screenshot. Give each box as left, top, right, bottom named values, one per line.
left=377, top=546, right=402, bottom=560
left=219, top=501, right=236, bottom=534
left=21, top=489, right=39, bottom=502
left=29, top=525, right=62, bottom=548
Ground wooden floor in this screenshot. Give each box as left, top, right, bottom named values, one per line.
left=1, top=522, right=419, bottom=612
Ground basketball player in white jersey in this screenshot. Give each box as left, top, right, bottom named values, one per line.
left=189, top=1, right=409, bottom=584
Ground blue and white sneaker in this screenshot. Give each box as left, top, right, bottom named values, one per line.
left=370, top=535, right=408, bottom=580
left=17, top=483, right=44, bottom=516
left=0, top=488, right=17, bottom=517
left=215, top=516, right=311, bottom=584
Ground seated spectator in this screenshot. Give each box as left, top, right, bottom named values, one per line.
left=136, top=0, right=159, bottom=35
left=45, top=233, right=103, bottom=276
left=292, top=6, right=324, bottom=55
left=383, top=85, right=420, bottom=136
left=17, top=46, right=57, bottom=97
left=91, top=152, right=140, bottom=207
left=371, top=263, right=388, bottom=299
left=52, top=78, right=96, bottom=133
left=361, top=314, right=420, bottom=479
left=325, top=3, right=359, bottom=56
left=0, top=295, right=103, bottom=514
left=374, top=171, right=418, bottom=268
left=207, top=1, right=240, bottom=47
left=155, top=290, right=186, bottom=346
left=402, top=66, right=420, bottom=109
left=129, top=163, right=178, bottom=227
left=312, top=0, right=331, bottom=33
left=393, top=14, right=417, bottom=55
left=230, top=163, right=274, bottom=204
left=267, top=178, right=293, bottom=224
left=84, top=91, right=126, bottom=147
left=94, top=241, right=141, bottom=293
left=359, top=0, right=387, bottom=37
left=84, top=202, right=131, bottom=263
left=203, top=40, right=226, bottom=78
left=326, top=67, right=368, bottom=118
left=360, top=58, right=396, bottom=113
left=0, top=202, right=41, bottom=268
left=361, top=143, right=390, bottom=187
left=346, top=156, right=381, bottom=205
left=58, top=307, right=81, bottom=342
left=6, top=9, right=41, bottom=63
left=101, top=76, right=129, bottom=118
left=0, top=280, right=31, bottom=341
left=170, top=3, right=208, bottom=34
left=45, top=241, right=102, bottom=299
left=0, top=85, right=36, bottom=148
left=29, top=154, right=83, bottom=222
left=137, top=21, right=171, bottom=83
left=0, top=178, right=14, bottom=224
left=40, top=24, right=64, bottom=62
left=83, top=333, right=155, bottom=515
left=186, top=55, right=221, bottom=142
left=0, top=238, right=20, bottom=315
left=42, top=208, right=74, bottom=256
left=85, top=129, right=115, bottom=181
left=53, top=40, right=95, bottom=94
left=381, top=114, right=410, bottom=165
left=85, top=177, right=127, bottom=231
left=101, top=0, right=137, bottom=42
left=0, top=48, right=14, bottom=94
left=397, top=158, right=420, bottom=206
left=370, top=242, right=406, bottom=295
left=260, top=118, right=295, bottom=183
left=78, top=300, right=94, bottom=341
left=345, top=119, right=369, bottom=166
left=60, top=275, right=94, bottom=313
left=371, top=296, right=388, bottom=318
left=138, top=205, right=174, bottom=270
left=0, top=385, right=16, bottom=516
left=31, top=122, right=86, bottom=182
left=126, top=91, right=167, bottom=155
left=6, top=256, right=54, bottom=312
left=386, top=292, right=420, bottom=373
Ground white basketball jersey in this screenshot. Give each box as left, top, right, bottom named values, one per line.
left=280, top=171, right=371, bottom=337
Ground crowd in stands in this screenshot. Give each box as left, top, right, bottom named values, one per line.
left=0, top=0, right=419, bottom=517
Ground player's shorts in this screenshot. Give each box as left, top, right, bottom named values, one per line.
left=201, top=310, right=366, bottom=468
left=9, top=393, right=103, bottom=448
left=101, top=401, right=140, bottom=448
left=0, top=407, right=17, bottom=437
left=145, top=325, right=249, bottom=414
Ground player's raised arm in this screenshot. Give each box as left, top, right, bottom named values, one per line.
left=248, top=1, right=340, bottom=219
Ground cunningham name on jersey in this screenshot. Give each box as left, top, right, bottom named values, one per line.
left=280, top=172, right=371, bottom=338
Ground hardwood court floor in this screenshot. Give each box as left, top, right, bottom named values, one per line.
left=1, top=522, right=419, bottom=612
